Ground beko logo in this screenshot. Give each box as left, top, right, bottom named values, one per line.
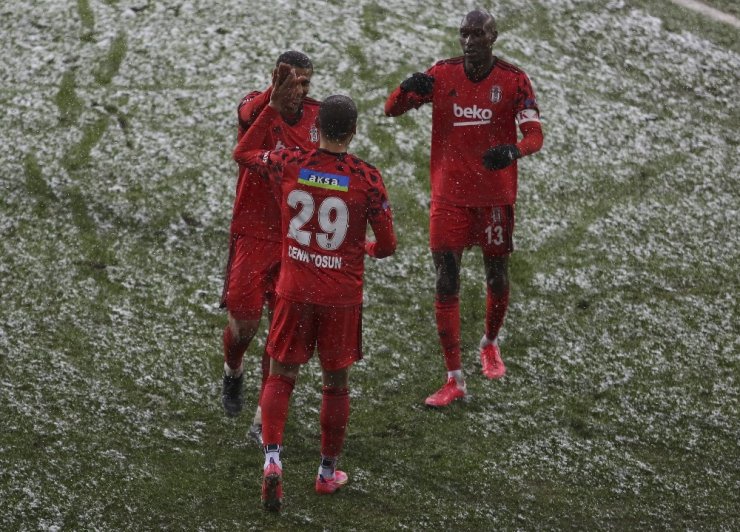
left=453, top=103, right=492, bottom=126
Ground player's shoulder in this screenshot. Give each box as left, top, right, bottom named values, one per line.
left=431, top=56, right=465, bottom=71
left=302, top=96, right=322, bottom=108
left=494, top=57, right=527, bottom=76
left=239, top=90, right=264, bottom=105
left=344, top=152, right=376, bottom=172
left=300, top=97, right=321, bottom=120
left=346, top=153, right=384, bottom=185
left=436, top=56, right=465, bottom=67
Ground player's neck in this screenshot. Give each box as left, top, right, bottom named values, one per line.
left=319, top=140, right=349, bottom=154
left=319, top=135, right=352, bottom=154
left=280, top=104, right=303, bottom=125
left=464, top=55, right=495, bottom=82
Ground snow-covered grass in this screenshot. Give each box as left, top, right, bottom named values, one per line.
left=1, top=0, right=738, bottom=529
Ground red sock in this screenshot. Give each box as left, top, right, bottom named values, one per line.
left=257, top=349, right=271, bottom=407
left=485, top=286, right=510, bottom=340
left=320, top=386, right=350, bottom=458
left=435, top=296, right=461, bottom=372
left=223, top=326, right=249, bottom=372
left=261, top=374, right=295, bottom=446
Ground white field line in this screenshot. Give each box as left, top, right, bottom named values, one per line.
left=669, top=0, right=740, bottom=28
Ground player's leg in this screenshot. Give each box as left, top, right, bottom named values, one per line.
left=314, top=304, right=359, bottom=494
left=433, top=249, right=464, bottom=374
left=259, top=358, right=299, bottom=512
left=222, top=312, right=261, bottom=416
left=315, top=367, right=350, bottom=494
left=220, top=236, right=278, bottom=418
left=426, top=201, right=469, bottom=407
left=479, top=205, right=515, bottom=379
left=248, top=258, right=281, bottom=446
left=480, top=255, right=509, bottom=378
left=260, top=298, right=315, bottom=511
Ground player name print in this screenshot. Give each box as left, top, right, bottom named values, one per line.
left=298, top=168, right=350, bottom=192
left=452, top=103, right=493, bottom=126
left=288, top=245, right=343, bottom=269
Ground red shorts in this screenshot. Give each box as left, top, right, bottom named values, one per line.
left=220, top=235, right=281, bottom=321
left=266, top=296, right=362, bottom=371
left=429, top=202, right=515, bottom=257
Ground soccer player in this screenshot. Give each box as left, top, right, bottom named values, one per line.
left=233, top=66, right=397, bottom=511
left=384, top=9, right=543, bottom=407
left=220, top=51, right=320, bottom=445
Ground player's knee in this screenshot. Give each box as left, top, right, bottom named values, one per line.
left=322, top=368, right=350, bottom=389
left=435, top=269, right=459, bottom=295
left=229, top=318, right=260, bottom=344
left=485, top=274, right=508, bottom=296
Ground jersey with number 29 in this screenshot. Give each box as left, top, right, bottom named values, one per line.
left=241, top=146, right=394, bottom=307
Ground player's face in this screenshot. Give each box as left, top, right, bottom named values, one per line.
left=285, top=67, right=312, bottom=115
left=459, top=14, right=496, bottom=66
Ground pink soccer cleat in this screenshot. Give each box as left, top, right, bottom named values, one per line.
left=262, top=460, right=283, bottom=512
left=480, top=338, right=506, bottom=379
left=315, top=470, right=349, bottom=495
left=424, top=378, right=467, bottom=407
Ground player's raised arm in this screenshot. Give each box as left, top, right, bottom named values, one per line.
left=232, top=105, right=277, bottom=166
left=233, top=65, right=307, bottom=166
left=384, top=71, right=435, bottom=116
left=236, top=59, right=302, bottom=133
left=238, top=87, right=273, bottom=135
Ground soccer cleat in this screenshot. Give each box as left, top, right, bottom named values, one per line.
left=315, top=470, right=349, bottom=495
left=424, top=378, right=467, bottom=407
left=262, top=460, right=283, bottom=512
left=480, top=338, right=506, bottom=379
left=221, top=372, right=244, bottom=416
left=248, top=423, right=264, bottom=447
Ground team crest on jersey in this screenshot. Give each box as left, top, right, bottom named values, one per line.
left=298, top=168, right=349, bottom=192
left=309, top=125, right=319, bottom=144
left=490, top=86, right=502, bottom=103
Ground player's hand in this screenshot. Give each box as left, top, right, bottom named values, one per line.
left=364, top=240, right=377, bottom=257
left=271, top=62, right=292, bottom=88
left=400, top=72, right=434, bottom=95
left=482, top=145, right=521, bottom=170
left=269, top=63, right=306, bottom=113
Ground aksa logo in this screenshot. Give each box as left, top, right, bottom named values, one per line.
left=452, top=103, right=492, bottom=126
left=298, top=168, right=349, bottom=192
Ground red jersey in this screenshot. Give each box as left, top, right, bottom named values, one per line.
left=385, top=57, right=542, bottom=207
left=230, top=88, right=320, bottom=240
left=234, top=107, right=397, bottom=307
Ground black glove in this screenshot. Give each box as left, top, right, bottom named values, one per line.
left=400, top=72, right=435, bottom=95
left=482, top=145, right=521, bottom=170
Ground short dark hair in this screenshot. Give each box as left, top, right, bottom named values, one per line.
left=275, top=50, right=313, bottom=70
left=319, top=95, right=357, bottom=142
left=461, top=9, right=497, bottom=33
